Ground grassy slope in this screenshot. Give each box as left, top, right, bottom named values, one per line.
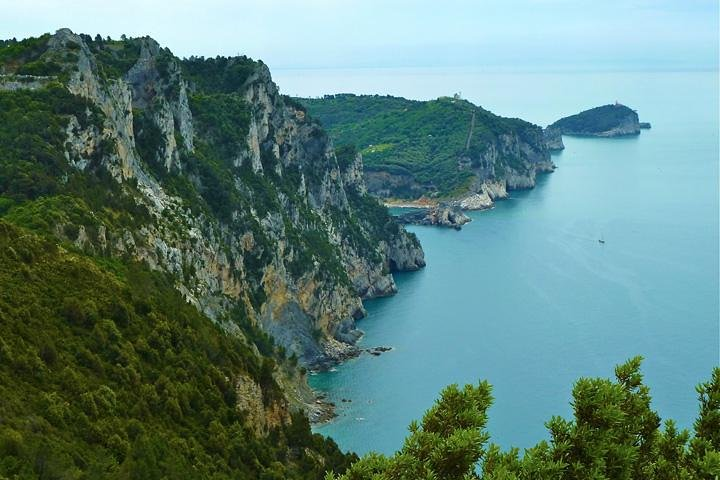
left=299, top=94, right=537, bottom=197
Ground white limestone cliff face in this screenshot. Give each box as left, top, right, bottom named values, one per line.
left=482, top=180, right=508, bottom=200
left=456, top=192, right=493, bottom=210
left=44, top=29, right=424, bottom=369
left=443, top=130, right=555, bottom=210
left=49, top=30, right=141, bottom=180
left=235, top=373, right=291, bottom=435
left=487, top=132, right=555, bottom=191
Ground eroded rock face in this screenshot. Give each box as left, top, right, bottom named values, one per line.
left=488, top=131, right=555, bottom=191
left=395, top=205, right=471, bottom=230
left=455, top=192, right=493, bottom=211
left=235, top=374, right=291, bottom=436
left=544, top=127, right=565, bottom=151
left=364, top=169, right=429, bottom=199
left=38, top=29, right=425, bottom=369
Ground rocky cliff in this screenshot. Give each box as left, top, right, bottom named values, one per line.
left=0, top=29, right=424, bottom=371
left=543, top=127, right=565, bottom=151
left=394, top=205, right=471, bottom=230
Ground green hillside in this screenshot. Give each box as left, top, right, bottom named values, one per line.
left=299, top=94, right=550, bottom=199
left=0, top=220, right=353, bottom=479
left=0, top=30, right=715, bottom=480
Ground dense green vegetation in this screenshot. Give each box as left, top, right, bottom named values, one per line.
left=0, top=30, right=715, bottom=479
left=82, top=35, right=143, bottom=80
left=0, top=220, right=354, bottom=479
left=181, top=56, right=260, bottom=94
left=549, top=104, right=639, bottom=134
left=0, top=84, right=150, bottom=239
left=0, top=84, right=100, bottom=201
left=299, top=94, right=541, bottom=198
left=0, top=35, right=52, bottom=73
left=328, top=358, right=719, bottom=479
left=0, top=32, right=365, bottom=478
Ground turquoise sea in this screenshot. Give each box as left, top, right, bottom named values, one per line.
left=274, top=68, right=720, bottom=454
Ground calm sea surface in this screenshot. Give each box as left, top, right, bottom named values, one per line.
left=273, top=68, right=720, bottom=454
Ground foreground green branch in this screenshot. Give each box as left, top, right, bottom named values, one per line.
left=327, top=358, right=720, bottom=480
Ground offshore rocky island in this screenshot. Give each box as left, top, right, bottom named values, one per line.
left=545, top=103, right=651, bottom=142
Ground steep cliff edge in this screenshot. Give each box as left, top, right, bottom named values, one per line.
left=0, top=30, right=424, bottom=368
left=298, top=94, right=555, bottom=210
left=543, top=127, right=565, bottom=151
left=0, top=219, right=356, bottom=478
left=547, top=103, right=649, bottom=138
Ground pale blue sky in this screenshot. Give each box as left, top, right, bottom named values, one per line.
left=2, top=0, right=718, bottom=71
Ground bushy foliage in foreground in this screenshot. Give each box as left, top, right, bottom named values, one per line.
left=0, top=220, right=354, bottom=479
left=327, top=358, right=719, bottom=479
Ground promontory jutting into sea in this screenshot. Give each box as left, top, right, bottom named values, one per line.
left=0, top=1, right=718, bottom=478
left=285, top=68, right=718, bottom=454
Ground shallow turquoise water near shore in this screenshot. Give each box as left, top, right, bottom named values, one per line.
left=293, top=70, right=720, bottom=455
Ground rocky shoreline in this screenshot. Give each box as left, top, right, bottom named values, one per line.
left=394, top=204, right=471, bottom=230
left=307, top=344, right=395, bottom=423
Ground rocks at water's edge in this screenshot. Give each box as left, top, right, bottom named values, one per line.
left=454, top=192, right=493, bottom=210
left=395, top=204, right=471, bottom=230
left=544, top=126, right=565, bottom=151
left=308, top=392, right=337, bottom=423
left=366, top=346, right=393, bottom=356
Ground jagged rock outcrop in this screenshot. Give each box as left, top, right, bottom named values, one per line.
left=235, top=373, right=291, bottom=435
left=548, top=103, right=648, bottom=138
left=2, top=29, right=425, bottom=370
left=364, top=168, right=427, bottom=199
left=464, top=126, right=554, bottom=191
left=455, top=192, right=493, bottom=210
left=452, top=179, right=509, bottom=210
left=395, top=205, right=471, bottom=230
left=544, top=127, right=565, bottom=151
